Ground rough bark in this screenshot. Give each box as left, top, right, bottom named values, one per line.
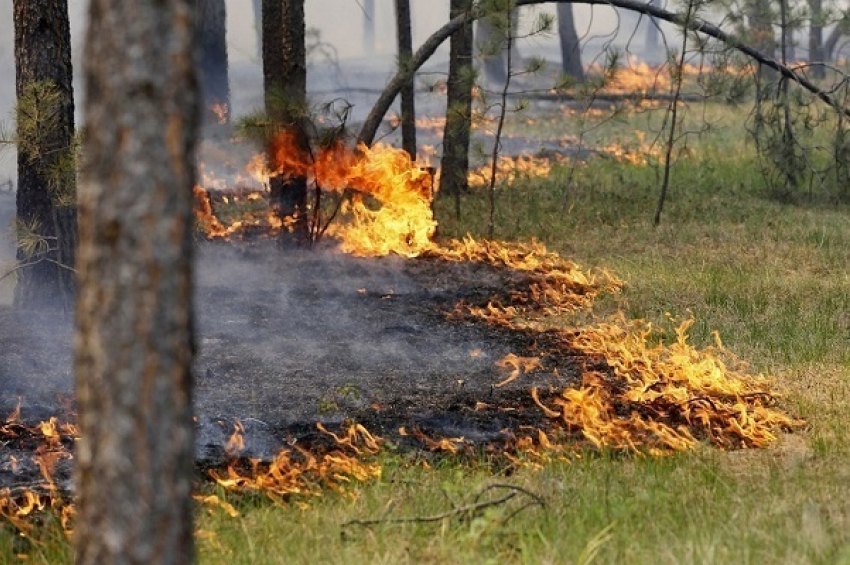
left=556, top=4, right=584, bottom=82
left=358, top=0, right=850, bottom=148
left=263, top=0, right=309, bottom=245
left=74, top=1, right=198, bottom=563
left=395, top=0, right=417, bottom=159
left=12, top=0, right=76, bottom=311
left=196, top=0, right=230, bottom=128
left=440, top=0, right=475, bottom=219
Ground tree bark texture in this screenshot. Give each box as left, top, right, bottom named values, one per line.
left=395, top=0, right=417, bottom=159
left=74, top=1, right=198, bottom=563
left=440, top=0, right=475, bottom=218
left=556, top=4, right=584, bottom=82
left=263, top=0, right=309, bottom=245
left=13, top=0, right=76, bottom=311
left=196, top=0, right=230, bottom=128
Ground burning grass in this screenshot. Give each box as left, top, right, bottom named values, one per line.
left=191, top=135, right=800, bottom=459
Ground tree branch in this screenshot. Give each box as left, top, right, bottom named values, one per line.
left=357, top=0, right=850, bottom=147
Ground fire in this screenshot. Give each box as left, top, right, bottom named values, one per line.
left=209, top=423, right=382, bottom=503
left=268, top=131, right=437, bottom=257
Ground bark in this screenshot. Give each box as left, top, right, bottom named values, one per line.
left=74, top=1, right=197, bottom=563
left=196, top=0, right=230, bottom=128
left=263, top=0, right=309, bottom=245
left=440, top=0, right=475, bottom=219
left=809, top=0, right=825, bottom=79
left=12, top=0, right=76, bottom=311
left=363, top=0, right=376, bottom=54
left=395, top=0, right=417, bottom=159
left=556, top=4, right=584, bottom=82
left=358, top=0, right=850, bottom=148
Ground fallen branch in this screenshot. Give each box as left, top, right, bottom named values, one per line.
left=358, top=0, right=850, bottom=147
left=342, top=483, right=545, bottom=527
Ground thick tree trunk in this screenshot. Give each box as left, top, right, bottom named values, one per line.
left=440, top=0, right=475, bottom=219
left=263, top=0, right=309, bottom=245
left=12, top=0, right=76, bottom=311
left=74, top=1, right=198, bottom=563
left=395, top=0, right=417, bottom=159
left=196, top=0, right=230, bottom=129
left=556, top=4, right=584, bottom=82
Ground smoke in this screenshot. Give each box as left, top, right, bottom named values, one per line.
left=193, top=243, right=509, bottom=429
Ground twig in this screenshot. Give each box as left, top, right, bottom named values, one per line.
left=342, top=483, right=545, bottom=527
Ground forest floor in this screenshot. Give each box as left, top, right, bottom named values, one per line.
left=3, top=88, right=850, bottom=563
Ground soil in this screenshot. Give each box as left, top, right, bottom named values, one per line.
left=0, top=239, right=583, bottom=490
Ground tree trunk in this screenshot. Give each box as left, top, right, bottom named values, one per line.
left=395, top=0, right=417, bottom=159
left=645, top=0, right=661, bottom=58
left=809, top=0, right=825, bottom=79
left=440, top=0, right=475, bottom=219
left=477, top=12, right=508, bottom=84
left=196, top=0, right=230, bottom=129
left=363, top=0, right=376, bottom=55
left=12, top=0, right=76, bottom=311
left=74, top=1, right=198, bottom=563
left=263, top=0, right=309, bottom=245
left=556, top=4, right=584, bottom=82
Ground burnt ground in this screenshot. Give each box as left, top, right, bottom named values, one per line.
left=0, top=239, right=582, bottom=490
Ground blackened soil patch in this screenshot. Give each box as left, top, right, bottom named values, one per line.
left=1, top=240, right=582, bottom=476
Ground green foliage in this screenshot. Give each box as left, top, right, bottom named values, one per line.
left=13, top=79, right=77, bottom=207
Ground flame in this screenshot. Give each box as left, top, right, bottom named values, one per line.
left=210, top=102, right=229, bottom=125
left=209, top=422, right=382, bottom=503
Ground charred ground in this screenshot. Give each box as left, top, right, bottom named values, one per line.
left=1, top=238, right=586, bottom=491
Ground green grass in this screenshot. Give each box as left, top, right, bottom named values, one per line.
left=5, top=103, right=850, bottom=563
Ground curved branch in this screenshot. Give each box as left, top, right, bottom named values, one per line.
left=357, top=0, right=850, bottom=146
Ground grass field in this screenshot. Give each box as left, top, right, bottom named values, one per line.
left=3, top=103, right=850, bottom=564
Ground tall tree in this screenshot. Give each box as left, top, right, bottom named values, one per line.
left=263, top=0, right=310, bottom=244
left=196, top=0, right=230, bottom=128
left=440, top=0, right=475, bottom=219
left=74, top=0, right=198, bottom=562
left=556, top=4, right=584, bottom=82
left=395, top=0, right=417, bottom=159
left=13, top=0, right=76, bottom=310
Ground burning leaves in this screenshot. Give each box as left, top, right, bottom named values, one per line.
left=207, top=422, right=382, bottom=505
left=543, top=318, right=801, bottom=452
left=0, top=408, right=76, bottom=538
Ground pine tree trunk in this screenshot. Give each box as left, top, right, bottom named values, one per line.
left=395, top=0, right=417, bottom=159
left=74, top=1, right=198, bottom=562
left=196, top=0, right=230, bottom=129
left=263, top=0, right=309, bottom=245
left=12, top=0, right=76, bottom=311
left=556, top=4, right=584, bottom=82
left=440, top=0, right=474, bottom=219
